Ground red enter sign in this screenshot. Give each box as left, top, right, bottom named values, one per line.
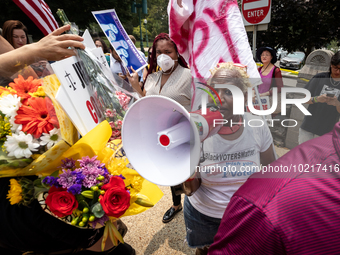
left=242, top=0, right=271, bottom=25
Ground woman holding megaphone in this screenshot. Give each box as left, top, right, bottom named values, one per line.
left=128, top=33, right=191, bottom=223
left=183, top=63, right=276, bottom=255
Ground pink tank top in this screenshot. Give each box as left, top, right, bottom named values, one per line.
left=258, top=66, right=275, bottom=94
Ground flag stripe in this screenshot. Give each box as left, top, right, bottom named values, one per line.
left=40, top=0, right=59, bottom=28
left=31, top=0, right=57, bottom=31
left=12, top=0, right=58, bottom=36
left=28, top=0, right=54, bottom=33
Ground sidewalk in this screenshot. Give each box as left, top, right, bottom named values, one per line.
left=122, top=146, right=290, bottom=254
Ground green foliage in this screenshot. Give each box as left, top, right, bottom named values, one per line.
left=144, top=0, right=169, bottom=39
left=133, top=23, right=151, bottom=41
left=327, top=40, right=340, bottom=53
left=255, top=0, right=340, bottom=56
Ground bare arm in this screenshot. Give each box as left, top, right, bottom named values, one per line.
left=260, top=145, right=276, bottom=166
left=0, top=25, right=84, bottom=78
left=0, top=36, right=39, bottom=79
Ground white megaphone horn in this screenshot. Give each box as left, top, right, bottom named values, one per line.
left=121, top=95, right=223, bottom=186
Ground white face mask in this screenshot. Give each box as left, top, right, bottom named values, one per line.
left=157, top=54, right=177, bottom=72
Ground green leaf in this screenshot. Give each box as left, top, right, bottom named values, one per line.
left=51, top=170, right=60, bottom=178
left=91, top=202, right=105, bottom=218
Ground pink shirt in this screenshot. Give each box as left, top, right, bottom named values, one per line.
left=258, top=66, right=275, bottom=94
left=208, top=122, right=340, bottom=254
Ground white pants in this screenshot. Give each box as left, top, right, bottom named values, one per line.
left=298, top=128, right=319, bottom=145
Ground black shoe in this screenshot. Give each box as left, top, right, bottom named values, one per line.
left=162, top=204, right=182, bottom=223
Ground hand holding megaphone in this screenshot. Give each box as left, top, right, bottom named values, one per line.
left=121, top=95, right=223, bottom=186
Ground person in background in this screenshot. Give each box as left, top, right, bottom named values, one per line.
left=208, top=122, right=340, bottom=255
left=128, top=35, right=147, bottom=87
left=128, top=33, right=191, bottom=223
left=2, top=20, right=51, bottom=79
left=184, top=63, right=275, bottom=255
left=298, top=51, right=340, bottom=144
left=94, top=37, right=110, bottom=66
left=94, top=37, right=109, bottom=54
left=2, top=20, right=29, bottom=49
left=255, top=47, right=283, bottom=115
left=0, top=34, right=38, bottom=80
left=0, top=25, right=135, bottom=255
left=109, top=44, right=127, bottom=79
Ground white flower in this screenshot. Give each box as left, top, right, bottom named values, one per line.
left=39, top=128, right=62, bottom=149
left=4, top=131, right=40, bottom=158
left=9, top=115, right=22, bottom=134
left=0, top=94, right=21, bottom=118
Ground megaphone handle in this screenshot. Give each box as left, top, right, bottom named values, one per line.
left=200, top=141, right=205, bottom=163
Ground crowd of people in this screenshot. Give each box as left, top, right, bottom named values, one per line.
left=1, top=15, right=340, bottom=255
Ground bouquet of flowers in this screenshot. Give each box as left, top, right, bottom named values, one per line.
left=0, top=75, right=75, bottom=177
left=7, top=121, right=163, bottom=250
left=104, top=91, right=131, bottom=141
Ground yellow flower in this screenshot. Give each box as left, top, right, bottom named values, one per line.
left=0, top=86, right=17, bottom=98
left=7, top=179, right=23, bottom=205
left=0, top=116, right=12, bottom=143
left=29, top=86, right=45, bottom=97
left=129, top=175, right=143, bottom=192
left=107, top=157, right=129, bottom=176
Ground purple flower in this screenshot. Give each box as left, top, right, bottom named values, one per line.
left=57, top=169, right=77, bottom=189
left=72, top=170, right=85, bottom=184
left=102, top=166, right=109, bottom=176
left=42, top=176, right=59, bottom=187
left=102, top=167, right=111, bottom=184
left=91, top=214, right=109, bottom=228
left=81, top=167, right=105, bottom=188
left=117, top=174, right=125, bottom=180
left=78, top=156, right=105, bottom=170
left=68, top=184, right=82, bottom=195
left=60, top=158, right=76, bottom=169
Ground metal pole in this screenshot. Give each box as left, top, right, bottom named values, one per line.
left=138, top=8, right=144, bottom=53
left=145, top=21, right=149, bottom=47
left=252, top=25, right=257, bottom=60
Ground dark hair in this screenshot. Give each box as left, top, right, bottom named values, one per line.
left=146, top=33, right=188, bottom=83
left=128, top=35, right=136, bottom=44
left=147, top=46, right=152, bottom=63
left=2, top=20, right=29, bottom=47
left=94, top=37, right=109, bottom=54
left=331, top=51, right=340, bottom=66
left=256, top=46, right=277, bottom=64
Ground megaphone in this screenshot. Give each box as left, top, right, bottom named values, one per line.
left=122, top=95, right=223, bottom=186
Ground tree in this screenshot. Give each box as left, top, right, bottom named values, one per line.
left=256, top=0, right=340, bottom=55
left=145, top=0, right=169, bottom=39
left=133, top=24, right=151, bottom=41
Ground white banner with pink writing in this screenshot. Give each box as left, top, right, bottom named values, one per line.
left=168, top=0, right=261, bottom=109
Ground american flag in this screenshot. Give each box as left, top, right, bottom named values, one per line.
left=12, top=0, right=59, bottom=35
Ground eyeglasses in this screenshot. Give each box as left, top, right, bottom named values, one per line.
left=331, top=65, right=340, bottom=72
left=261, top=53, right=271, bottom=57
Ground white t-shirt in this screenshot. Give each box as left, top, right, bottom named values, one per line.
left=110, top=55, right=124, bottom=75
left=188, top=113, right=273, bottom=218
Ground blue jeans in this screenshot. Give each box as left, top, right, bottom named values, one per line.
left=184, top=196, right=221, bottom=248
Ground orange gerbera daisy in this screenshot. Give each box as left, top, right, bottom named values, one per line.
left=9, top=75, right=42, bottom=105
left=15, top=97, right=58, bottom=138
